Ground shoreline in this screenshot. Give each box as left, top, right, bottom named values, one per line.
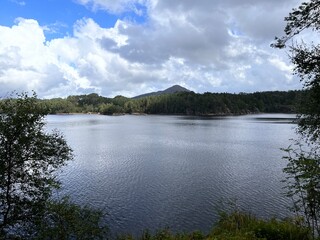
left=50, top=111, right=297, bottom=117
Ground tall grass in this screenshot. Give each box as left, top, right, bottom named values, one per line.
left=118, top=211, right=311, bottom=240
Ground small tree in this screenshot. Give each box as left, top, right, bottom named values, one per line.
left=282, top=140, right=320, bottom=237
left=35, top=197, right=108, bottom=240
left=0, top=92, right=73, bottom=238
left=272, top=0, right=320, bottom=142
left=274, top=0, right=320, bottom=238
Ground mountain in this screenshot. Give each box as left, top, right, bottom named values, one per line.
left=133, top=85, right=191, bottom=99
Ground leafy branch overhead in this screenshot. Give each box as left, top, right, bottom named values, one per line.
left=272, top=0, right=320, bottom=49
left=275, top=0, right=320, bottom=238
left=273, top=0, right=320, bottom=142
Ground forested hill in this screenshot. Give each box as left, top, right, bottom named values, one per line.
left=39, top=90, right=304, bottom=116
left=133, top=85, right=191, bottom=99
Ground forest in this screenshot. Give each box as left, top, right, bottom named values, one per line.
left=40, top=90, right=304, bottom=116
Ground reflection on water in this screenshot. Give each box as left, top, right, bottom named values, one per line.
left=46, top=114, right=297, bottom=236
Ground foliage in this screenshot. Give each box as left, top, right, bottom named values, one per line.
left=0, top=92, right=73, bottom=238
left=272, top=0, right=320, bottom=49
left=44, top=97, right=79, bottom=114
left=135, top=91, right=300, bottom=115
left=282, top=140, right=320, bottom=237
left=0, top=92, right=108, bottom=239
left=36, top=90, right=304, bottom=116
left=212, top=211, right=310, bottom=240
left=274, top=0, right=320, bottom=239
left=118, top=211, right=310, bottom=240
left=298, top=85, right=320, bottom=142
left=34, top=197, right=108, bottom=240
left=272, top=0, right=320, bottom=142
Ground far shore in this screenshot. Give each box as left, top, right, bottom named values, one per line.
left=51, top=111, right=297, bottom=117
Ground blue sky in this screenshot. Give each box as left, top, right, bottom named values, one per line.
left=1, top=0, right=146, bottom=39
left=0, top=0, right=306, bottom=98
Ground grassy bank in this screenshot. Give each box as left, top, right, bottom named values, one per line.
left=118, top=211, right=311, bottom=240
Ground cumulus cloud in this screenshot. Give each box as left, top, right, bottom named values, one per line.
left=0, top=18, right=99, bottom=97
left=0, top=17, right=170, bottom=98
left=0, top=0, right=306, bottom=98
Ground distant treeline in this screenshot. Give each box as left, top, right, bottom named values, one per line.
left=36, top=90, right=304, bottom=116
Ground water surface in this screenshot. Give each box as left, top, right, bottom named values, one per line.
left=46, top=114, right=297, bottom=236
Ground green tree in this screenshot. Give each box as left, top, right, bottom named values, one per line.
left=273, top=0, right=320, bottom=142
left=100, top=103, right=123, bottom=115
left=0, top=93, right=109, bottom=239
left=35, top=197, right=108, bottom=240
left=274, top=0, right=320, bottom=238
left=0, top=93, right=73, bottom=238
left=282, top=141, right=320, bottom=237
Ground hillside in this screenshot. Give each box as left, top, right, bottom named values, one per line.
left=38, top=90, right=304, bottom=116
left=133, top=85, right=191, bottom=99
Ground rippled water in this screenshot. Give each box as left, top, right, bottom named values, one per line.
left=46, top=114, right=297, bottom=236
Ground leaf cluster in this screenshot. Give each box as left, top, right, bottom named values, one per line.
left=272, top=0, right=320, bottom=48
left=273, top=0, right=320, bottom=142
left=34, top=197, right=108, bottom=240
left=0, top=93, right=73, bottom=238
left=282, top=140, right=320, bottom=237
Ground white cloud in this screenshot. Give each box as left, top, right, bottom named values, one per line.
left=75, top=0, right=146, bottom=14
left=0, top=0, right=307, bottom=98
left=0, top=18, right=100, bottom=98
left=269, top=57, right=293, bottom=73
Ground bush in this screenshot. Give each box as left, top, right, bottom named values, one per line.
left=212, top=211, right=310, bottom=240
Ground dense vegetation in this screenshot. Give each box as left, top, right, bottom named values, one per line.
left=273, top=0, right=320, bottom=238
left=40, top=90, right=303, bottom=116
left=119, top=211, right=310, bottom=240
left=0, top=93, right=108, bottom=239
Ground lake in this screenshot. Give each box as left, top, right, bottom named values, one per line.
left=46, top=113, right=297, bottom=236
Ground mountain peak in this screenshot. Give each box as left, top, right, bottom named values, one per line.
left=133, top=85, right=191, bottom=99
left=163, top=85, right=190, bottom=94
